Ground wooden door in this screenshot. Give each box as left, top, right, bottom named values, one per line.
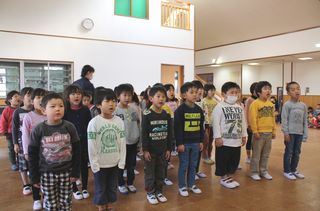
left=161, top=64, right=184, bottom=95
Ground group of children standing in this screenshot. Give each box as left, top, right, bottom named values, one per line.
left=0, top=77, right=308, bottom=210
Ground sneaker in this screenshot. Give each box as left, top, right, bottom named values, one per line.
left=232, top=180, right=240, bottom=187
left=11, top=164, right=18, bottom=171
left=164, top=178, right=173, bottom=186
left=23, top=186, right=32, bottom=195
left=136, top=156, right=141, bottom=161
left=179, top=187, right=189, bottom=197
left=237, top=164, right=242, bottom=170
left=134, top=169, right=140, bottom=175
left=203, top=158, right=215, bottom=165
left=123, top=170, right=127, bottom=177
left=171, top=151, right=178, bottom=156
left=127, top=185, right=137, bottom=193
left=220, top=178, right=237, bottom=189
left=195, top=174, right=200, bottom=180
left=73, top=191, right=83, bottom=200
left=293, top=171, right=305, bottom=179
left=82, top=190, right=90, bottom=199
left=261, top=172, right=273, bottom=180
left=76, top=179, right=82, bottom=186
left=250, top=174, right=261, bottom=181
left=147, top=193, right=158, bottom=205
left=189, top=185, right=202, bottom=194
left=118, top=185, right=129, bottom=194
left=245, top=157, right=251, bottom=164
left=33, top=200, right=42, bottom=210
left=284, top=172, right=296, bottom=180
left=196, top=172, right=207, bottom=178
left=156, top=193, right=167, bottom=203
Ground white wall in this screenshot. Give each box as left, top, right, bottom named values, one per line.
left=0, top=0, right=194, bottom=93
left=293, top=61, right=320, bottom=95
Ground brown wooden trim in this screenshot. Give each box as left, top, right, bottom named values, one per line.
left=0, top=30, right=194, bottom=51
left=195, top=50, right=320, bottom=68
left=196, top=26, right=320, bottom=52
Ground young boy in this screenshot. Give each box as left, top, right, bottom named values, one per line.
left=175, top=82, right=204, bottom=197
left=249, top=81, right=276, bottom=181
left=87, top=88, right=126, bottom=211
left=12, top=87, right=33, bottom=195
left=114, top=84, right=140, bottom=194
left=281, top=81, right=308, bottom=180
left=28, top=93, right=81, bottom=210
left=213, top=82, right=247, bottom=189
left=142, top=85, right=172, bottom=204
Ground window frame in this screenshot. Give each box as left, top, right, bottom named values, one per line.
left=114, top=0, right=149, bottom=20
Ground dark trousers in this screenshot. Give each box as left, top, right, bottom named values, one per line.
left=72, top=151, right=89, bottom=192
left=144, top=153, right=165, bottom=194
left=203, top=125, right=213, bottom=159
left=93, top=167, right=118, bottom=205
left=246, top=129, right=253, bottom=151
left=118, top=143, right=137, bottom=186
left=215, top=146, right=241, bottom=176
left=6, top=134, right=16, bottom=165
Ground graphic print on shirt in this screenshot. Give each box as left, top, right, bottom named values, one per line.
left=116, top=109, right=138, bottom=122
left=42, top=132, right=72, bottom=164
left=222, top=107, right=243, bottom=139
left=184, top=113, right=201, bottom=132
left=258, top=106, right=274, bottom=118
left=150, top=120, right=168, bottom=141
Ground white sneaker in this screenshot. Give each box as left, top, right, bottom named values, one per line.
left=245, top=157, right=251, bottom=164
left=171, top=151, right=178, bottom=156
left=232, top=180, right=240, bottom=187
left=261, top=172, right=273, bottom=180
left=118, top=185, right=129, bottom=194
left=23, top=186, right=32, bottom=195
left=237, top=164, right=242, bottom=170
left=73, top=191, right=83, bottom=200
left=293, top=171, right=305, bottom=179
left=164, top=178, right=173, bottom=186
left=82, top=190, right=90, bottom=199
left=195, top=174, right=200, bottom=180
left=284, top=172, right=296, bottom=180
left=33, top=200, right=42, bottom=210
left=156, top=193, right=167, bottom=202
left=203, top=158, right=215, bottom=165
left=250, top=174, right=261, bottom=181
left=134, top=169, right=140, bottom=175
left=179, top=187, right=189, bottom=197
left=76, top=179, right=82, bottom=186
left=123, top=170, right=127, bottom=177
left=189, top=185, right=202, bottom=194
left=197, top=172, right=207, bottom=178
left=220, top=178, right=237, bottom=189
left=147, top=193, right=159, bottom=205
left=127, top=185, right=137, bottom=193
left=136, top=156, right=141, bottom=161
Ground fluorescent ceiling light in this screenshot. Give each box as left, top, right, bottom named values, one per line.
left=210, top=64, right=221, bottom=67
left=211, top=58, right=216, bottom=63
left=298, top=57, right=312, bottom=61
left=248, top=63, right=260, bottom=66
left=315, top=43, right=320, bottom=48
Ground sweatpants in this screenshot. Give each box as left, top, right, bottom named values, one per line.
left=118, top=143, right=137, bottom=186
left=144, top=153, right=165, bottom=194
left=215, top=146, right=241, bottom=176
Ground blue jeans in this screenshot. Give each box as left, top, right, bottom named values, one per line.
left=283, top=134, right=303, bottom=173
left=178, top=143, right=199, bottom=188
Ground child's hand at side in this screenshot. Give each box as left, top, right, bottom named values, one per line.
left=70, top=177, right=78, bottom=183
left=199, top=143, right=203, bottom=151
left=165, top=150, right=171, bottom=160
left=143, top=151, right=152, bottom=161
left=254, top=133, right=260, bottom=140
left=272, top=134, right=276, bottom=139
left=14, top=144, right=19, bottom=154
left=33, top=183, right=40, bottom=188
left=215, top=138, right=223, bottom=147
left=177, top=144, right=185, bottom=153
left=284, top=134, right=290, bottom=142
left=241, top=137, right=247, bottom=146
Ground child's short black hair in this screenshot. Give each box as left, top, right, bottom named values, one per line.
left=132, top=92, right=140, bottom=105
left=286, top=81, right=300, bottom=92
left=94, top=88, right=117, bottom=105
left=31, top=88, right=47, bottom=100
left=149, top=85, right=166, bottom=97
left=192, top=80, right=204, bottom=89
left=180, top=82, right=196, bottom=94
left=255, top=81, right=272, bottom=96
left=20, top=87, right=33, bottom=97
left=204, top=84, right=216, bottom=92
left=221, top=82, right=240, bottom=94
left=250, top=82, right=258, bottom=95
left=5, top=90, right=19, bottom=105
left=83, top=91, right=92, bottom=98
left=164, top=83, right=174, bottom=91
left=114, top=84, right=134, bottom=97
left=81, top=65, right=95, bottom=77
left=41, top=92, right=64, bottom=108
left=64, top=85, right=83, bottom=99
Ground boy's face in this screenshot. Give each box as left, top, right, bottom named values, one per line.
left=69, top=92, right=82, bottom=106
left=10, top=93, right=21, bottom=107
left=259, top=86, right=271, bottom=100
left=99, top=99, right=116, bottom=117
left=196, top=88, right=204, bottom=101
left=167, top=87, right=175, bottom=100
left=287, top=83, right=301, bottom=100
left=183, top=87, right=197, bottom=103
left=224, top=88, right=239, bottom=97
left=33, top=96, right=44, bottom=111
left=82, top=96, right=91, bottom=107
left=23, top=93, right=32, bottom=107
left=150, top=91, right=166, bottom=109
left=119, top=91, right=132, bottom=107
left=85, top=71, right=94, bottom=80
left=207, top=89, right=215, bottom=98
left=44, top=98, right=65, bottom=123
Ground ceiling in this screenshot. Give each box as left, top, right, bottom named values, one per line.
left=194, top=0, right=320, bottom=50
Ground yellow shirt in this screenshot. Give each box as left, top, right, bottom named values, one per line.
left=249, top=99, right=276, bottom=134
left=201, top=97, right=218, bottom=125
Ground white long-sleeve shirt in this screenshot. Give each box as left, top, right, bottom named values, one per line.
left=87, top=115, right=126, bottom=173
left=212, top=101, right=247, bottom=147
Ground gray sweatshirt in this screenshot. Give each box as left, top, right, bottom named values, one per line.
left=281, top=100, right=308, bottom=141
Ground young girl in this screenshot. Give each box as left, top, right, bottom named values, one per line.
left=22, top=88, right=47, bottom=210
left=12, top=87, right=33, bottom=195
left=0, top=90, right=21, bottom=171
left=63, top=85, right=92, bottom=200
